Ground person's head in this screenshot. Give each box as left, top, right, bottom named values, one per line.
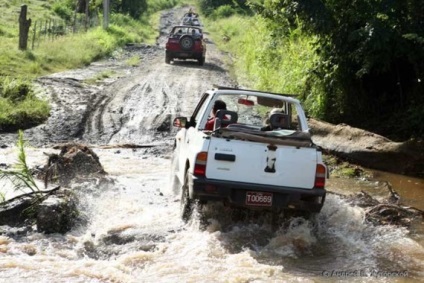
left=212, top=100, right=227, bottom=116
left=264, top=108, right=282, bottom=126
left=269, top=108, right=282, bottom=117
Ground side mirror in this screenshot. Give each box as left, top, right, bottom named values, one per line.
left=173, top=117, right=188, bottom=128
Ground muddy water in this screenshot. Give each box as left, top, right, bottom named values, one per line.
left=1, top=148, right=423, bottom=283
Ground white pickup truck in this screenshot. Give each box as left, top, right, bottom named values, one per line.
left=171, top=86, right=327, bottom=221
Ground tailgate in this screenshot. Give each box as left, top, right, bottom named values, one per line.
left=205, top=137, right=318, bottom=189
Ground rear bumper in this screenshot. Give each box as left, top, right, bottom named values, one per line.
left=191, top=176, right=326, bottom=213
left=166, top=50, right=204, bottom=59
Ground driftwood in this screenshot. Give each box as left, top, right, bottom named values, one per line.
left=52, top=143, right=157, bottom=150
left=0, top=186, right=61, bottom=227
left=328, top=182, right=423, bottom=227
left=41, top=143, right=107, bottom=187
left=0, top=186, right=60, bottom=206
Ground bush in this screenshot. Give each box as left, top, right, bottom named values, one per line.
left=147, top=0, right=183, bottom=13
left=0, top=77, right=33, bottom=103
left=210, top=5, right=235, bottom=19
left=0, top=77, right=50, bottom=130
left=52, top=2, right=73, bottom=22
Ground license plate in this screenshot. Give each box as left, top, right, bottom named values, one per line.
left=246, top=191, right=273, bottom=207
left=179, top=53, right=189, bottom=57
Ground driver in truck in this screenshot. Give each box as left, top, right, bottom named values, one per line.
left=204, top=100, right=227, bottom=131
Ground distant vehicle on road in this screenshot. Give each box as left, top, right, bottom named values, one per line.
left=181, top=16, right=201, bottom=26
left=165, top=26, right=206, bottom=66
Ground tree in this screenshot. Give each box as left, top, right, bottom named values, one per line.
left=254, top=0, right=424, bottom=139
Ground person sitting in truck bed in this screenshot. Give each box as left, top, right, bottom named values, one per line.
left=261, top=108, right=286, bottom=131
left=204, top=100, right=227, bottom=131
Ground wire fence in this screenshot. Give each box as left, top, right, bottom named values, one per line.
left=29, top=14, right=100, bottom=49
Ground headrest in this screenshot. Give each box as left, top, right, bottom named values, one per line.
left=269, top=113, right=290, bottom=129
left=214, top=110, right=238, bottom=130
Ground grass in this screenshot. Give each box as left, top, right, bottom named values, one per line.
left=0, top=76, right=50, bottom=130
left=203, top=13, right=318, bottom=96
left=125, top=55, right=141, bottom=67
left=84, top=70, right=117, bottom=84
left=0, top=0, right=190, bottom=130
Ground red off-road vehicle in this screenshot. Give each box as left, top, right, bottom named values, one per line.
left=165, top=26, right=206, bottom=66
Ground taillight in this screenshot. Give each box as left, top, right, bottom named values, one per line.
left=193, top=152, right=208, bottom=176
left=314, top=164, right=326, bottom=188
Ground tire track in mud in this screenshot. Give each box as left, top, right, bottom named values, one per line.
left=0, top=6, right=235, bottom=150
left=81, top=7, right=236, bottom=147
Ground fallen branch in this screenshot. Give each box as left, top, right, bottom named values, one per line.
left=51, top=143, right=157, bottom=150
left=0, top=186, right=61, bottom=205
left=366, top=203, right=424, bottom=217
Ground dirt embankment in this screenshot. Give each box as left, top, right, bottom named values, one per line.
left=0, top=6, right=422, bottom=178
left=309, top=119, right=423, bottom=177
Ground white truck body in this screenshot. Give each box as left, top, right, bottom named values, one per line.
left=172, top=87, right=327, bottom=218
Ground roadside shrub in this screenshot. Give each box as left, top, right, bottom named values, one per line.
left=210, top=5, right=235, bottom=19
left=0, top=77, right=33, bottom=103
left=206, top=15, right=317, bottom=97
left=147, top=0, right=183, bottom=13
left=0, top=77, right=50, bottom=130
left=52, top=1, right=73, bottom=21
left=199, top=0, right=250, bottom=16
left=0, top=96, right=50, bottom=131
left=0, top=98, right=13, bottom=125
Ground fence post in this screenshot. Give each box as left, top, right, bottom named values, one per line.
left=18, top=5, right=32, bottom=50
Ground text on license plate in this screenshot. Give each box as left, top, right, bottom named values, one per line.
left=246, top=191, right=273, bottom=207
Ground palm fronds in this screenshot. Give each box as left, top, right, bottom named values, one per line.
left=0, top=130, right=40, bottom=196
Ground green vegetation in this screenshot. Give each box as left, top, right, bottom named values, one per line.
left=0, top=130, right=40, bottom=195
left=200, top=0, right=423, bottom=141
left=0, top=0, right=185, bottom=131
left=207, top=15, right=317, bottom=95
left=126, top=55, right=141, bottom=67
left=0, top=76, right=50, bottom=130
left=83, top=70, right=117, bottom=84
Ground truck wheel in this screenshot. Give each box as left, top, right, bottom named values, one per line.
left=180, top=170, right=193, bottom=222
left=179, top=35, right=194, bottom=51
left=198, top=56, right=205, bottom=66
left=165, top=55, right=171, bottom=64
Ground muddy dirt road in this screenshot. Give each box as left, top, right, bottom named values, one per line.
left=0, top=9, right=234, bottom=149
left=1, top=6, right=424, bottom=283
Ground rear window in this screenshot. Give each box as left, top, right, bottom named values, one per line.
left=214, top=93, right=302, bottom=131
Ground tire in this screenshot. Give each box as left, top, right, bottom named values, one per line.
left=179, top=35, right=194, bottom=51
left=165, top=55, right=171, bottom=64
left=198, top=56, right=205, bottom=66
left=180, top=170, right=193, bottom=222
